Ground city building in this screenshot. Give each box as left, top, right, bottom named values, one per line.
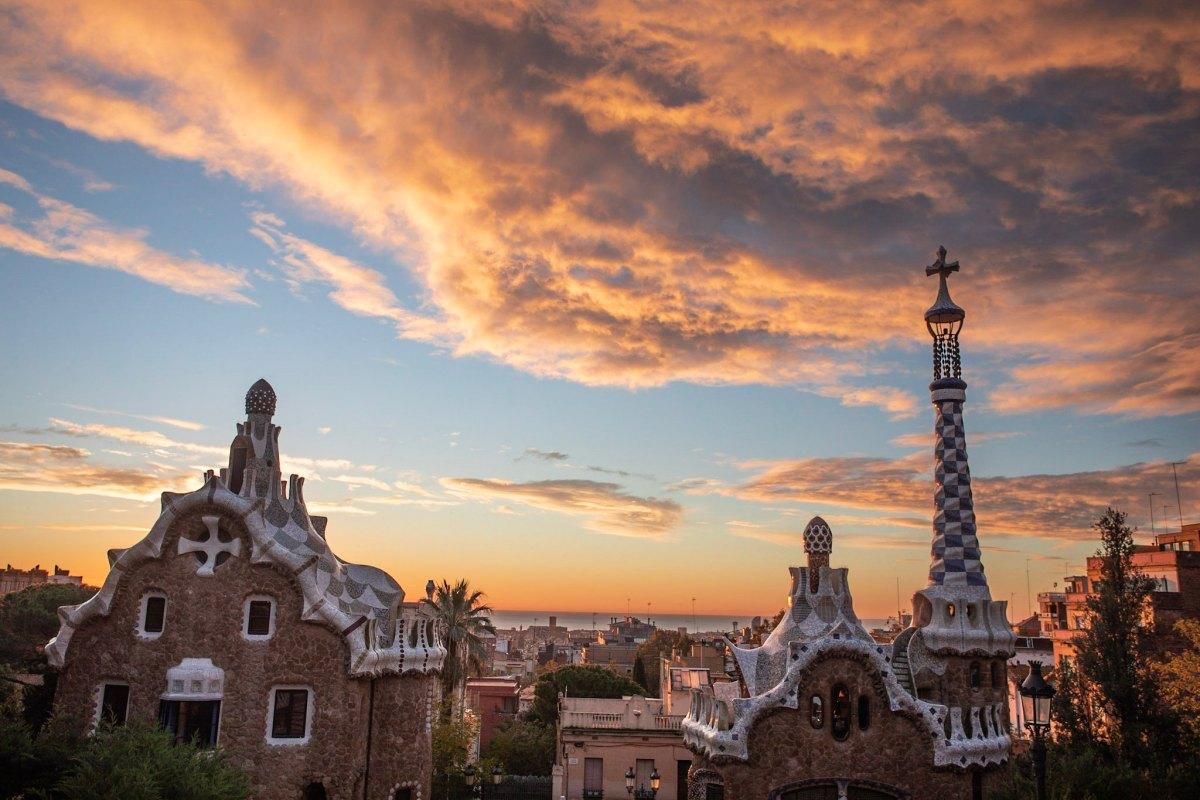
left=1036, top=524, right=1200, bottom=665
left=465, top=675, right=520, bottom=753
left=602, top=616, right=656, bottom=644
left=681, top=249, right=1015, bottom=799
left=582, top=641, right=639, bottom=677
left=554, top=694, right=691, bottom=800
left=45, top=380, right=446, bottom=800
left=1, top=564, right=83, bottom=595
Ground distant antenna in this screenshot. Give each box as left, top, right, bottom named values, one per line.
left=691, top=597, right=696, bottom=633
left=1025, top=558, right=1032, bottom=619
left=1171, top=461, right=1187, bottom=532
left=1149, top=492, right=1160, bottom=535
left=895, top=578, right=901, bottom=620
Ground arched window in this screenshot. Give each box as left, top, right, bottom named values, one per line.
left=969, top=661, right=981, bottom=690
left=809, top=695, right=823, bottom=728
left=303, top=783, right=327, bottom=800
left=228, top=439, right=250, bottom=494
left=830, top=684, right=851, bottom=741
left=991, top=661, right=1004, bottom=688
left=857, top=695, right=870, bottom=730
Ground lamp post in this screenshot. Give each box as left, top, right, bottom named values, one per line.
left=464, top=764, right=478, bottom=799
left=625, top=766, right=659, bottom=799
left=1019, top=661, right=1056, bottom=800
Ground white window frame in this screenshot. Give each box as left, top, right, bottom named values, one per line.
left=92, top=681, right=130, bottom=731
left=265, top=685, right=314, bottom=746
left=137, top=592, right=167, bottom=640
left=242, top=595, right=276, bottom=641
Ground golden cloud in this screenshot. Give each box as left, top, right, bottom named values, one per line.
left=1, top=2, right=1197, bottom=413
left=714, top=452, right=1200, bottom=540
left=441, top=477, right=682, bottom=537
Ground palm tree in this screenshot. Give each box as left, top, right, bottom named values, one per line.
left=422, top=578, right=496, bottom=718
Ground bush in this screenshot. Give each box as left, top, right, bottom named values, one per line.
left=0, top=711, right=251, bottom=800
left=487, top=718, right=555, bottom=776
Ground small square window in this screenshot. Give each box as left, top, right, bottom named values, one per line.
left=143, top=595, right=166, bottom=634
left=246, top=599, right=273, bottom=637
left=99, top=683, right=129, bottom=726
left=268, top=688, right=311, bottom=743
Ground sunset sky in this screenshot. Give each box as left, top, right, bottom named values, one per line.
left=1, top=1, right=1197, bottom=620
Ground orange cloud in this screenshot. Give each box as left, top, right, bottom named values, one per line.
left=714, top=452, right=1200, bottom=540
left=0, top=441, right=188, bottom=501
left=441, top=477, right=683, bottom=537
left=1, top=2, right=1197, bottom=414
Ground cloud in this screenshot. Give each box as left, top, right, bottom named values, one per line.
left=521, top=448, right=570, bottom=462
left=719, top=452, right=1200, bottom=540
left=890, top=430, right=1020, bottom=449
left=0, top=441, right=188, bottom=501
left=0, top=169, right=252, bottom=303
left=250, top=212, right=442, bottom=340
left=0, top=2, right=1197, bottom=414
left=63, top=403, right=205, bottom=431
left=441, top=477, right=682, bottom=537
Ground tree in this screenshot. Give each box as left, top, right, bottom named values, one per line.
left=530, top=665, right=645, bottom=726
left=0, top=583, right=95, bottom=671
left=632, top=655, right=648, bottom=691
left=422, top=579, right=496, bottom=718
left=487, top=717, right=555, bottom=775
left=1071, top=508, right=1164, bottom=765
left=431, top=705, right=478, bottom=779
left=1049, top=657, right=1093, bottom=747
left=632, top=629, right=692, bottom=694
left=1155, top=619, right=1200, bottom=755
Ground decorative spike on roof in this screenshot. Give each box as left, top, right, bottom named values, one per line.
left=802, top=516, right=832, bottom=554
left=245, top=378, right=277, bottom=416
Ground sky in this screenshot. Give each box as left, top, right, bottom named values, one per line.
left=0, top=0, right=1197, bottom=620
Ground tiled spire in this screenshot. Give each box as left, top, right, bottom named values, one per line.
left=924, top=247, right=986, bottom=588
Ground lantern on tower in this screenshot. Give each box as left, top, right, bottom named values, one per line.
left=924, top=246, right=965, bottom=383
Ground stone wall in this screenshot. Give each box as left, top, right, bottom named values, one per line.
left=710, top=656, right=1001, bottom=799
left=52, top=508, right=431, bottom=800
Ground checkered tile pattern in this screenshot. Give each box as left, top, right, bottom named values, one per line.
left=929, top=399, right=987, bottom=587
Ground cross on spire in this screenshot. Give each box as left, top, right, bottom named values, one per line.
left=926, top=245, right=959, bottom=281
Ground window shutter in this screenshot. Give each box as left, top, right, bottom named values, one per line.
left=144, top=596, right=166, bottom=633
left=247, top=600, right=272, bottom=635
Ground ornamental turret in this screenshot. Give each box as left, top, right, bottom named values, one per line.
left=909, top=247, right=1013, bottom=655
left=224, top=378, right=282, bottom=498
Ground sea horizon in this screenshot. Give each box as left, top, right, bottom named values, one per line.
left=489, top=608, right=894, bottom=634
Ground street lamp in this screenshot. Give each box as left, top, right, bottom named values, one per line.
left=464, top=764, right=478, bottom=796
left=1019, top=661, right=1056, bottom=800
left=492, top=764, right=503, bottom=786
left=625, top=766, right=659, bottom=798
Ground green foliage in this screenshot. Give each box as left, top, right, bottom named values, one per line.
left=530, top=665, right=645, bottom=726
left=633, top=629, right=691, bottom=693
left=422, top=579, right=496, bottom=718
left=989, top=741, right=1200, bottom=800
left=1071, top=508, right=1168, bottom=765
left=0, top=711, right=251, bottom=800
left=0, top=584, right=95, bottom=672
left=432, top=703, right=478, bottom=779
left=486, top=718, right=555, bottom=776
left=1154, top=618, right=1200, bottom=755
left=1049, top=658, right=1093, bottom=748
